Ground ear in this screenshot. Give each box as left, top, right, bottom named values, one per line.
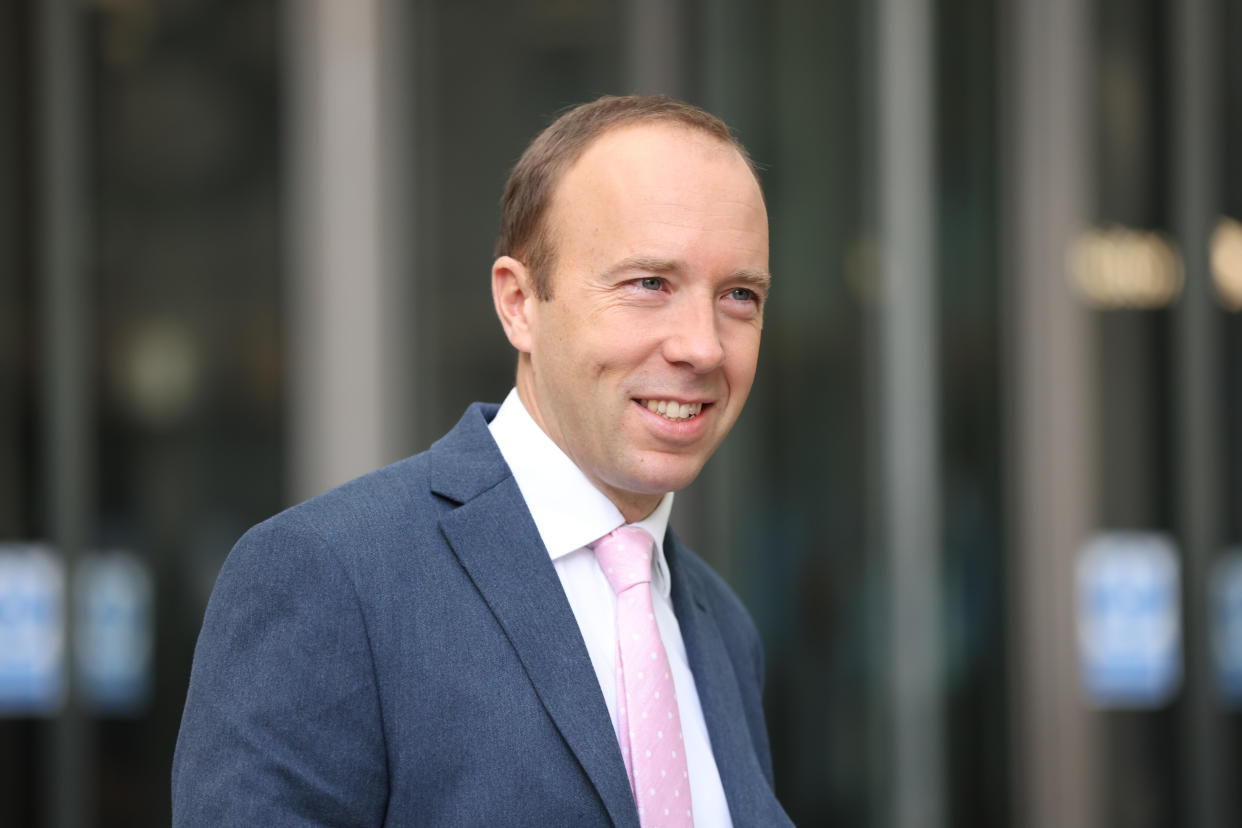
left=492, top=255, right=537, bottom=353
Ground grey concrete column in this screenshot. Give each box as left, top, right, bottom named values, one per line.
left=0, top=0, right=21, bottom=534
left=1004, top=0, right=1097, bottom=826
left=285, top=0, right=414, bottom=503
left=877, top=1, right=943, bottom=827
left=624, top=0, right=689, bottom=99
left=37, top=1, right=93, bottom=826
left=1172, top=0, right=1225, bottom=825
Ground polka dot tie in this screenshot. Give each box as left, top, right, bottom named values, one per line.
left=592, top=526, right=694, bottom=828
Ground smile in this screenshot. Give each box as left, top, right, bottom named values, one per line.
left=638, top=399, right=704, bottom=421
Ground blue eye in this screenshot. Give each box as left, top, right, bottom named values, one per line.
left=730, top=288, right=755, bottom=302
left=639, top=277, right=663, bottom=290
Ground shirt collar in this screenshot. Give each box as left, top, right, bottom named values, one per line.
left=488, top=388, right=674, bottom=595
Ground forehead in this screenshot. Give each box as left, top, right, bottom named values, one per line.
left=567, top=121, right=750, bottom=192
left=545, top=122, right=765, bottom=241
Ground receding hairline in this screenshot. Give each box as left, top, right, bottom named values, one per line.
left=544, top=116, right=763, bottom=213
left=550, top=118, right=761, bottom=198
left=564, top=118, right=760, bottom=182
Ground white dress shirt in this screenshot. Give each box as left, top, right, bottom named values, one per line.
left=489, top=388, right=732, bottom=827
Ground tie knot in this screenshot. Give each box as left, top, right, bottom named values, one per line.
left=591, top=526, right=655, bottom=595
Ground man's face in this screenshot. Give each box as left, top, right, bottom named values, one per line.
left=514, top=123, right=769, bottom=520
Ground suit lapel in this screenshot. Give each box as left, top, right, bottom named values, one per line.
left=667, top=533, right=775, bottom=825
left=430, top=406, right=638, bottom=828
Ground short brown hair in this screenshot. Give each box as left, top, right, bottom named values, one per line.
left=495, top=94, right=759, bottom=299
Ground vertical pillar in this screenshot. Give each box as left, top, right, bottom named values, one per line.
left=285, top=0, right=413, bottom=503
left=1005, top=0, right=1097, bottom=826
left=1173, top=0, right=1224, bottom=825
left=37, top=0, right=92, bottom=825
left=877, top=1, right=943, bottom=827
left=624, top=0, right=689, bottom=99
left=0, top=0, right=20, bottom=534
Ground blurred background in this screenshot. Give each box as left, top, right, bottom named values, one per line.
left=1, top=0, right=1240, bottom=826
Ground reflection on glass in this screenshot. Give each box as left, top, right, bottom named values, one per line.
left=1211, top=216, right=1242, bottom=311
left=1069, top=226, right=1183, bottom=309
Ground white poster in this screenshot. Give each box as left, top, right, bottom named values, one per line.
left=0, top=545, right=65, bottom=714
left=1078, top=532, right=1181, bottom=708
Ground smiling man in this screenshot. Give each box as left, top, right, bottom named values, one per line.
left=173, top=95, right=792, bottom=827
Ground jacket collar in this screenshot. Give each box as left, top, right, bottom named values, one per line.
left=428, top=403, right=640, bottom=828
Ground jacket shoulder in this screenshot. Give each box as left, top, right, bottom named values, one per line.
left=245, top=400, right=507, bottom=554
left=263, top=451, right=437, bottom=547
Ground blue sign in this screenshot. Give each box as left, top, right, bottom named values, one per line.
left=1077, top=533, right=1181, bottom=707
left=76, top=552, right=154, bottom=713
left=1212, top=550, right=1242, bottom=704
left=0, top=545, right=65, bottom=714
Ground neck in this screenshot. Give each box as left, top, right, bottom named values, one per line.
left=609, top=491, right=663, bottom=525
left=511, top=372, right=665, bottom=524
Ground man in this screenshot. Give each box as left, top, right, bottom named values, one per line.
left=173, top=95, right=791, bottom=827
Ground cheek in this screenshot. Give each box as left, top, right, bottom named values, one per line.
left=535, top=311, right=593, bottom=374
left=723, top=330, right=762, bottom=387
left=588, top=327, right=655, bottom=373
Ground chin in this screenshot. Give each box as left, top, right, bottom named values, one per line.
left=624, top=460, right=708, bottom=496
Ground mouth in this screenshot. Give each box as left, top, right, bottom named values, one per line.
left=637, top=398, right=706, bottom=422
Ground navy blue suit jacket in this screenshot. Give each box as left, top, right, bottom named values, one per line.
left=172, top=404, right=791, bottom=826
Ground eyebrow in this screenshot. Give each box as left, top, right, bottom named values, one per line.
left=600, top=255, right=773, bottom=292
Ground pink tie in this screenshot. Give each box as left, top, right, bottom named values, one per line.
left=592, top=526, right=694, bottom=828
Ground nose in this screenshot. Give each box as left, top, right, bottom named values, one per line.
left=661, top=298, right=725, bottom=372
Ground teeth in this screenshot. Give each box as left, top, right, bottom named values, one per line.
left=641, top=400, right=703, bottom=421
